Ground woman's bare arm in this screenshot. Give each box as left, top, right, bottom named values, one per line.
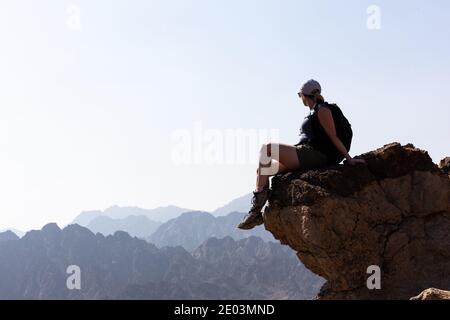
left=317, top=107, right=367, bottom=165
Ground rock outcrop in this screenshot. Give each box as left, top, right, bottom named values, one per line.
left=410, top=288, right=450, bottom=300
left=440, top=157, right=450, bottom=175
left=264, top=142, right=450, bottom=299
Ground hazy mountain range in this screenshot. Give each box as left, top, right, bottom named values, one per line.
left=0, top=193, right=255, bottom=241
left=72, top=205, right=192, bottom=226
left=148, top=211, right=274, bottom=251
left=0, top=224, right=324, bottom=299
left=72, top=193, right=252, bottom=226
left=66, top=194, right=255, bottom=242
left=0, top=193, right=324, bottom=300
left=86, top=215, right=162, bottom=238
left=77, top=210, right=272, bottom=250
left=211, top=193, right=252, bottom=216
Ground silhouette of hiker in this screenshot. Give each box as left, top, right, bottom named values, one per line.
left=238, top=79, right=367, bottom=230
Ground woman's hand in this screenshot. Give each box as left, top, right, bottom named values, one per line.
left=345, top=157, right=367, bottom=166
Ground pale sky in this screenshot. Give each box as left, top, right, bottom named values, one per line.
left=0, top=0, right=449, bottom=231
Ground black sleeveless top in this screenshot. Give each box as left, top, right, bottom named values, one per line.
left=298, top=113, right=314, bottom=145
left=297, top=103, right=345, bottom=165
left=310, top=103, right=346, bottom=164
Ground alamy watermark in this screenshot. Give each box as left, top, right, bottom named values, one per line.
left=66, top=265, right=81, bottom=290
left=66, top=5, right=81, bottom=31
left=367, top=5, right=382, bottom=30
left=366, top=265, right=381, bottom=290
left=171, top=121, right=280, bottom=174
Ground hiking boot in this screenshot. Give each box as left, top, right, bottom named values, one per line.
left=237, top=188, right=269, bottom=230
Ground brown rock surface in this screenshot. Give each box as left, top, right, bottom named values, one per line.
left=263, top=142, right=450, bottom=299
left=410, top=288, right=450, bottom=300
left=440, top=157, right=450, bottom=175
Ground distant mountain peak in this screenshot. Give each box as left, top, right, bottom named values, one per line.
left=148, top=211, right=275, bottom=252
left=42, top=223, right=61, bottom=234
left=0, top=230, right=20, bottom=242
left=0, top=228, right=24, bottom=238
left=72, top=205, right=194, bottom=226
left=112, top=230, right=134, bottom=240
left=178, top=211, right=214, bottom=219
left=212, top=193, right=252, bottom=217
left=84, top=214, right=162, bottom=239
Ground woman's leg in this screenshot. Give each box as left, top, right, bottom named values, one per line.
left=255, top=143, right=301, bottom=191
left=238, top=143, right=301, bottom=230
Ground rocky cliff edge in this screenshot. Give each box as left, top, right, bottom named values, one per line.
left=263, top=142, right=450, bottom=299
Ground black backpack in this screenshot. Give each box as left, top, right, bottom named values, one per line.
left=309, top=102, right=353, bottom=163
left=326, top=103, right=353, bottom=152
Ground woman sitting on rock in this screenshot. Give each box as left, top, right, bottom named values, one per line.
left=238, top=79, right=367, bottom=230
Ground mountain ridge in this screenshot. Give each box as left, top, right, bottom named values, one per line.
left=72, top=205, right=193, bottom=226
left=148, top=211, right=275, bottom=251
left=0, top=223, right=323, bottom=299
left=86, top=215, right=161, bottom=238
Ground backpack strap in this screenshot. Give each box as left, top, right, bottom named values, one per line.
left=312, top=102, right=330, bottom=114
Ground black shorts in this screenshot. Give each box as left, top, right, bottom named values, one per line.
left=295, top=144, right=329, bottom=170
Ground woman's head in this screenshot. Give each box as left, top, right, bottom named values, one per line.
left=298, top=79, right=325, bottom=107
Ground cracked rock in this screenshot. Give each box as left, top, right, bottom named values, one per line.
left=263, top=142, right=450, bottom=299
left=411, top=288, right=450, bottom=300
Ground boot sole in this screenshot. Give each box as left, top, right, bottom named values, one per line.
left=237, top=218, right=264, bottom=230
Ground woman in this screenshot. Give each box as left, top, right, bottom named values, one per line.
left=238, top=79, right=367, bottom=230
